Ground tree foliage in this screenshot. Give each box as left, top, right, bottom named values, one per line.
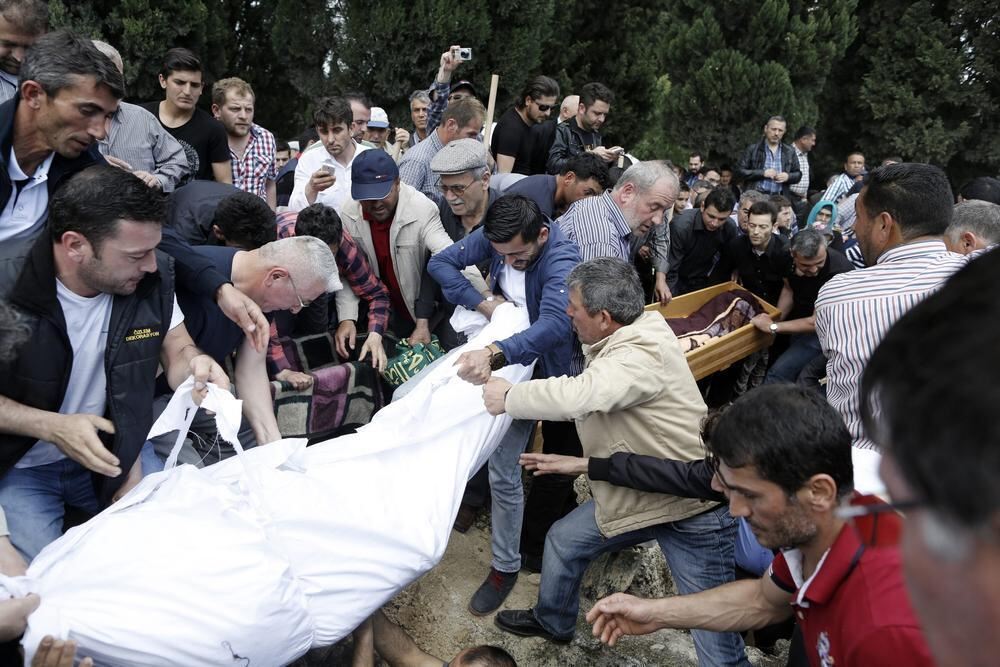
left=38, top=1, right=1000, bottom=180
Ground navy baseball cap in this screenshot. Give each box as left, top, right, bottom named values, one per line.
left=351, top=149, right=399, bottom=201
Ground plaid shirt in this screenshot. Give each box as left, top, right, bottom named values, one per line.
left=761, top=144, right=782, bottom=194
left=231, top=123, right=277, bottom=200
left=270, top=211, right=390, bottom=371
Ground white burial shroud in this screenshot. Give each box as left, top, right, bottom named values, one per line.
left=4, top=303, right=533, bottom=666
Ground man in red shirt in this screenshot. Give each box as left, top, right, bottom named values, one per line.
left=585, top=384, right=933, bottom=667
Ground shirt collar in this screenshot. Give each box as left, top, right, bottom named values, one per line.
left=603, top=192, right=632, bottom=239
left=876, top=239, right=948, bottom=265
left=8, top=145, right=55, bottom=183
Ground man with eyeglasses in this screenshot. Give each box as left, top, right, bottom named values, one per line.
left=491, top=76, right=560, bottom=175
left=339, top=149, right=462, bottom=348
left=151, top=234, right=341, bottom=466
left=666, top=187, right=739, bottom=296
left=580, top=384, right=934, bottom=667
left=431, top=138, right=497, bottom=242
left=861, top=246, right=1000, bottom=667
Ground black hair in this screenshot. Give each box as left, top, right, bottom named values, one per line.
left=276, top=140, right=291, bottom=153
left=160, top=47, right=202, bottom=78
left=958, top=176, right=1000, bottom=205
left=861, top=163, right=953, bottom=239
left=213, top=192, right=277, bottom=250
left=700, top=165, right=721, bottom=176
left=343, top=91, right=371, bottom=109
left=579, top=82, right=614, bottom=108
left=678, top=181, right=691, bottom=193
left=688, top=151, right=704, bottom=161
left=516, top=75, right=560, bottom=109
left=294, top=204, right=343, bottom=247
left=748, top=200, right=777, bottom=223
left=49, top=166, right=166, bottom=252
left=793, top=126, right=816, bottom=141
left=861, top=247, right=1000, bottom=528
left=313, top=97, right=353, bottom=129
left=702, top=187, right=736, bottom=213
left=561, top=152, right=612, bottom=190
left=299, top=126, right=320, bottom=147
left=769, top=194, right=792, bottom=209
left=705, top=384, right=854, bottom=500
left=455, top=645, right=517, bottom=667
left=483, top=195, right=544, bottom=244
left=19, top=30, right=124, bottom=99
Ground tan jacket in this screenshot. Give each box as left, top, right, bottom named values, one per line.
left=337, top=183, right=453, bottom=323
left=506, top=311, right=716, bottom=537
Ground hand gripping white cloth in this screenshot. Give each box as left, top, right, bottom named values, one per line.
left=5, top=303, right=533, bottom=666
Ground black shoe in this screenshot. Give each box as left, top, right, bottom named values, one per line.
left=468, top=568, right=518, bottom=616
left=453, top=503, right=478, bottom=533
left=520, top=552, right=543, bottom=574
left=494, top=609, right=573, bottom=643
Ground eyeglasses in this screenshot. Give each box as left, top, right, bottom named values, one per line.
left=834, top=499, right=923, bottom=520
left=533, top=101, right=554, bottom=112
left=437, top=178, right=477, bottom=196
left=286, top=274, right=310, bottom=309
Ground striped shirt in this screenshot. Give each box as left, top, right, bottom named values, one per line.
left=823, top=173, right=856, bottom=203
left=98, top=101, right=189, bottom=192
left=0, top=71, right=18, bottom=105
left=230, top=123, right=277, bottom=201
left=815, top=240, right=968, bottom=451
left=761, top=144, right=782, bottom=194
left=557, top=192, right=632, bottom=261
left=790, top=145, right=810, bottom=198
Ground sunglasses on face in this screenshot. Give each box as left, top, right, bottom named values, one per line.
left=533, top=101, right=554, bottom=112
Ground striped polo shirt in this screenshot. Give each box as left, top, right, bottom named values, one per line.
left=816, top=240, right=967, bottom=454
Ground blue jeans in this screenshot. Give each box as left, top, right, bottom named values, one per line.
left=735, top=518, right=774, bottom=576
left=764, top=333, right=822, bottom=384
left=487, top=418, right=535, bottom=573
left=533, top=501, right=750, bottom=667
left=0, top=458, right=100, bottom=562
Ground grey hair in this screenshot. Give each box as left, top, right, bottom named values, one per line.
left=409, top=89, right=431, bottom=105
left=613, top=160, right=679, bottom=197
left=19, top=30, right=125, bottom=99
left=790, top=228, right=828, bottom=258
left=740, top=190, right=768, bottom=205
left=259, top=236, right=340, bottom=293
left=0, top=300, right=30, bottom=362
left=91, top=40, right=124, bottom=75
left=946, top=200, right=1000, bottom=246
left=567, top=258, right=644, bottom=325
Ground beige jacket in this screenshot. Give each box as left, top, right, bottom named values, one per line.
left=337, top=183, right=453, bottom=323
left=506, top=311, right=716, bottom=537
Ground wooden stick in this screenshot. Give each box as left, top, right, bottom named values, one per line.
left=484, top=73, right=500, bottom=146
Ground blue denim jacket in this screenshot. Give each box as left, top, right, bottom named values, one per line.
left=427, top=222, right=579, bottom=378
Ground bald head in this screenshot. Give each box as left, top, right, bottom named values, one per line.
left=559, top=95, right=579, bottom=122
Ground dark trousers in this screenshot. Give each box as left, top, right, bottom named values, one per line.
left=520, top=421, right=584, bottom=561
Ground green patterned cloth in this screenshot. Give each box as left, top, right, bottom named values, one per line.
left=382, top=336, right=446, bottom=386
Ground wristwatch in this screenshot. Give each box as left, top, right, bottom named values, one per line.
left=768, top=323, right=779, bottom=335
left=486, top=343, right=507, bottom=371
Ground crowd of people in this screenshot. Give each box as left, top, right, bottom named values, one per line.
left=1, top=1, right=1000, bottom=665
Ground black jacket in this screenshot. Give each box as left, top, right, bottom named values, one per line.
left=588, top=453, right=723, bottom=502
left=0, top=96, right=105, bottom=296
left=735, top=139, right=802, bottom=197
left=1, top=236, right=176, bottom=506
left=546, top=117, right=601, bottom=175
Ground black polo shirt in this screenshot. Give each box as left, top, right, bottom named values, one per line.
left=666, top=208, right=740, bottom=295
left=713, top=233, right=792, bottom=306
left=786, top=246, right=855, bottom=319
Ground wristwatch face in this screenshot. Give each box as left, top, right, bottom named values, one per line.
left=769, top=323, right=778, bottom=333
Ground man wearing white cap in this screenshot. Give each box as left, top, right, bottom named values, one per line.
left=365, top=107, right=410, bottom=165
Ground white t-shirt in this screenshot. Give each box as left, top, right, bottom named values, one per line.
left=17, top=284, right=184, bottom=469
left=288, top=140, right=370, bottom=214
left=0, top=147, right=55, bottom=244
left=498, top=264, right=527, bottom=307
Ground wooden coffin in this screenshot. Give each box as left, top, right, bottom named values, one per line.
left=645, top=281, right=782, bottom=380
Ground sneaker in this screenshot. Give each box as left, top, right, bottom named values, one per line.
left=495, top=609, right=573, bottom=643
left=468, top=567, right=518, bottom=616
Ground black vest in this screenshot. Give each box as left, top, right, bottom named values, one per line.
left=0, top=235, right=175, bottom=507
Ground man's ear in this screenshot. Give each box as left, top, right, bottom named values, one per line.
left=19, top=80, right=45, bottom=109
left=211, top=104, right=221, bottom=119
left=59, top=231, right=92, bottom=263
left=802, top=473, right=839, bottom=512
left=158, top=73, right=168, bottom=90
left=211, top=224, right=226, bottom=243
